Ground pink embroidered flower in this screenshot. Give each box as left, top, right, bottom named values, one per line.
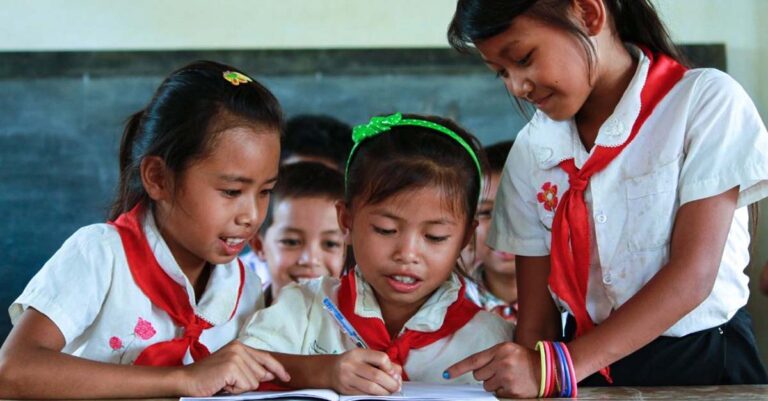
left=133, top=317, right=157, bottom=340
left=109, top=336, right=123, bottom=350
left=537, top=182, right=559, bottom=212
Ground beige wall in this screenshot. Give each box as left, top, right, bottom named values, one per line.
left=2, top=0, right=768, bottom=360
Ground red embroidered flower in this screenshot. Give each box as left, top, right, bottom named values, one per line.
left=537, top=182, right=559, bottom=212
left=109, top=336, right=123, bottom=350
left=134, top=317, right=157, bottom=340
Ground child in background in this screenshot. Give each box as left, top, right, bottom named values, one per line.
left=245, top=161, right=346, bottom=305
left=240, top=113, right=512, bottom=395
left=281, top=114, right=354, bottom=171
left=241, top=114, right=354, bottom=282
left=446, top=0, right=768, bottom=397
left=0, top=61, right=289, bottom=399
left=463, top=141, right=518, bottom=325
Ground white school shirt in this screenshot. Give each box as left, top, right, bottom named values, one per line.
left=239, top=268, right=512, bottom=384
left=9, top=210, right=264, bottom=364
left=488, top=45, right=768, bottom=337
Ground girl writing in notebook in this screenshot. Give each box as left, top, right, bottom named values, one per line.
left=0, top=61, right=290, bottom=399
left=240, top=113, right=512, bottom=395
left=444, top=0, right=768, bottom=398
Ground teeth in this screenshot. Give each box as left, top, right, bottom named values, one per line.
left=392, top=275, right=416, bottom=284
left=225, top=238, right=244, bottom=246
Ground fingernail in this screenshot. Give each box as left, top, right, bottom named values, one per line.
left=442, top=371, right=450, bottom=379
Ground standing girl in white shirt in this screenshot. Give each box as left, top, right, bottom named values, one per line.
left=240, top=113, right=512, bottom=395
left=0, top=61, right=290, bottom=399
left=444, top=0, right=768, bottom=398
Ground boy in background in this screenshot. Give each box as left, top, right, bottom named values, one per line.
left=241, top=162, right=346, bottom=305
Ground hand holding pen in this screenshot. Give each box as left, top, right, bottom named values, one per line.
left=322, top=297, right=403, bottom=395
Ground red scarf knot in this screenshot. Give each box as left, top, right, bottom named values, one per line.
left=568, top=175, right=588, bottom=192
left=184, top=319, right=208, bottom=340
left=109, top=204, right=245, bottom=367
left=337, top=270, right=481, bottom=380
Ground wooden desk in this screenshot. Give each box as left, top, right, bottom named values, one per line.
left=3, top=386, right=768, bottom=400
left=541, top=385, right=768, bottom=400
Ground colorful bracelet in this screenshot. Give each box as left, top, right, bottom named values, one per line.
left=535, top=341, right=577, bottom=398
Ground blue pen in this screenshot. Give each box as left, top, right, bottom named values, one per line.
left=322, top=297, right=369, bottom=349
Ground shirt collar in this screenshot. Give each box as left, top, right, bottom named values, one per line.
left=528, top=44, right=650, bottom=169
left=141, top=210, right=242, bottom=326
left=352, top=267, right=463, bottom=333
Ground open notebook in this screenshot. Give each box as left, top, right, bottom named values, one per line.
left=179, top=382, right=498, bottom=401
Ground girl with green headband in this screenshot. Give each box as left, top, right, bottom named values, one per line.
left=239, top=113, right=512, bottom=394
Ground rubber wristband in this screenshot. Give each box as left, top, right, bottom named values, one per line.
left=552, top=342, right=570, bottom=397
left=561, top=343, right=578, bottom=398
left=535, top=341, right=546, bottom=397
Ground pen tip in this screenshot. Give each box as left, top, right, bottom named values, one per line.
left=442, top=371, right=450, bottom=380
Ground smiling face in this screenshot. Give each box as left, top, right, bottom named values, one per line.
left=258, top=196, right=345, bottom=297
left=150, top=125, right=280, bottom=273
left=339, top=186, right=471, bottom=318
left=475, top=13, right=594, bottom=121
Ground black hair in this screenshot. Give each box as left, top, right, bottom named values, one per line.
left=109, top=60, right=284, bottom=221
left=281, top=114, right=353, bottom=171
left=259, top=161, right=345, bottom=235
left=345, top=114, right=486, bottom=229
left=484, top=140, right=514, bottom=174
left=448, top=0, right=687, bottom=65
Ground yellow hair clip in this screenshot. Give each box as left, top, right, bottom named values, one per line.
left=223, top=70, right=252, bottom=86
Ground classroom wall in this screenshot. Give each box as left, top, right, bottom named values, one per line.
left=2, top=0, right=768, bottom=361
left=1, top=0, right=766, bottom=118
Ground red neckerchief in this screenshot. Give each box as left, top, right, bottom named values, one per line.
left=548, top=48, right=687, bottom=381
left=337, top=270, right=481, bottom=380
left=110, top=204, right=245, bottom=366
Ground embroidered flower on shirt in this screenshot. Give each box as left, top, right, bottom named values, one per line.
left=109, top=336, right=123, bottom=350
left=134, top=317, right=157, bottom=340
left=110, top=317, right=158, bottom=363
left=537, top=182, right=559, bottom=212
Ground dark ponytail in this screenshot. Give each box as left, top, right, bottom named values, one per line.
left=108, top=60, right=284, bottom=221
left=604, top=0, right=688, bottom=65
left=110, top=110, right=148, bottom=220
left=448, top=0, right=688, bottom=65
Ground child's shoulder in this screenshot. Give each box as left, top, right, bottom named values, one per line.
left=677, top=68, right=753, bottom=106
left=668, top=67, right=763, bottom=133
left=280, top=275, right=342, bottom=301
left=59, top=222, right=124, bottom=258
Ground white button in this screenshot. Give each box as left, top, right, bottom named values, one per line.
left=596, top=213, right=607, bottom=224
left=603, top=273, right=612, bottom=284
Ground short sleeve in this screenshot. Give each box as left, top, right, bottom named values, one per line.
left=9, top=225, right=115, bottom=344
left=238, top=282, right=314, bottom=353
left=487, top=132, right=551, bottom=256
left=679, top=69, right=768, bottom=206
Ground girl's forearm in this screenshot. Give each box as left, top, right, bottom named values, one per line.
left=515, top=255, right=562, bottom=349
left=0, top=345, right=185, bottom=399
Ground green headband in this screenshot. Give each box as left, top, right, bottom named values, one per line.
left=345, top=112, right=483, bottom=185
